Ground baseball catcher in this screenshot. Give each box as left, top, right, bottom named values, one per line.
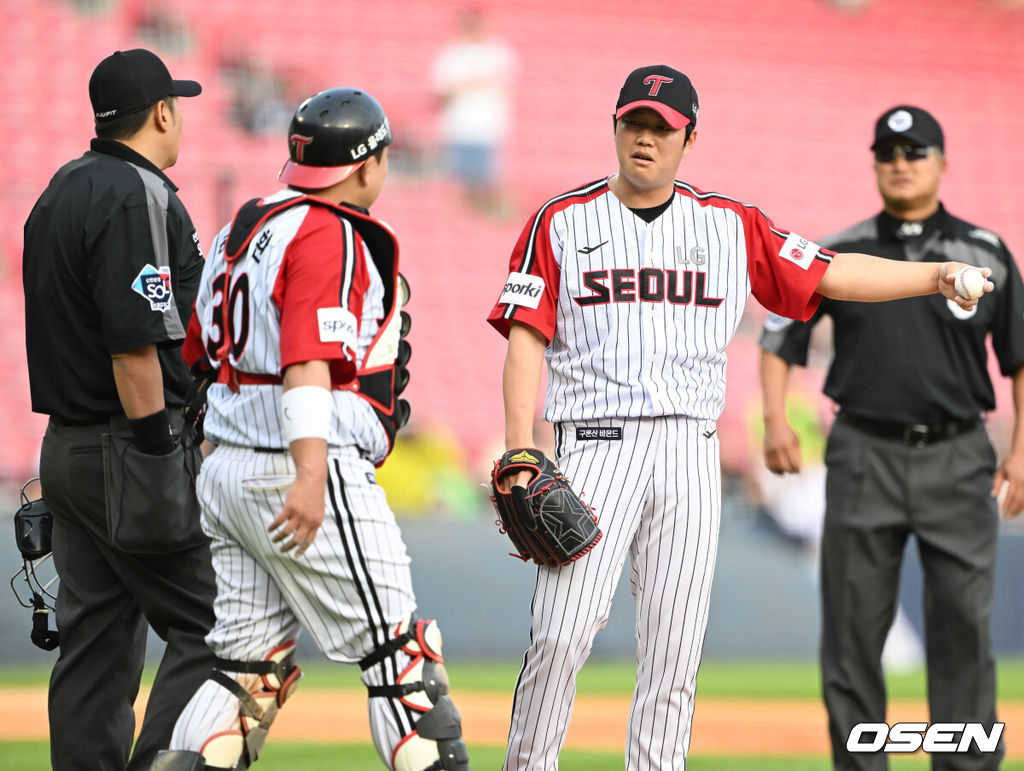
left=490, top=448, right=602, bottom=567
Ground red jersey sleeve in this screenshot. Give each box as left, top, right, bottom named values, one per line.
left=180, top=309, right=207, bottom=369
left=744, top=207, right=834, bottom=321
left=487, top=206, right=561, bottom=342
left=273, top=208, right=367, bottom=384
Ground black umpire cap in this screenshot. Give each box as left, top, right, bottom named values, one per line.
left=871, top=105, right=944, bottom=151
left=89, top=48, right=202, bottom=123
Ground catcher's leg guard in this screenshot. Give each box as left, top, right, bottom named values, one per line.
left=359, top=616, right=470, bottom=771
left=179, top=640, right=302, bottom=770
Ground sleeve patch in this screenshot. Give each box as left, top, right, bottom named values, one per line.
left=317, top=306, right=357, bottom=348
left=131, top=264, right=174, bottom=312
left=778, top=233, right=822, bottom=271
left=499, top=272, right=545, bottom=310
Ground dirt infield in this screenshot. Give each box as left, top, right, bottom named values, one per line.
left=1, top=686, right=1020, bottom=757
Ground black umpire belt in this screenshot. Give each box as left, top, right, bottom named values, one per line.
left=839, top=412, right=981, bottom=448
left=50, top=413, right=129, bottom=429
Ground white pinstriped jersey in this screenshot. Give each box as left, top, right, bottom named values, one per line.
left=488, top=177, right=833, bottom=423
left=186, top=189, right=388, bottom=459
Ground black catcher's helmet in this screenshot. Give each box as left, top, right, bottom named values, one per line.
left=278, top=87, right=393, bottom=189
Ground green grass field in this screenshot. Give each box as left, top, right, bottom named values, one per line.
left=0, top=655, right=1010, bottom=699
left=0, top=740, right=968, bottom=770
left=3, top=658, right=1022, bottom=770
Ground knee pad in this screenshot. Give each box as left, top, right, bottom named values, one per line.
left=200, top=641, right=302, bottom=770
left=360, top=616, right=470, bottom=771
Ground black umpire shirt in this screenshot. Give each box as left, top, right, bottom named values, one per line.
left=760, top=204, right=1024, bottom=425
left=23, top=138, right=204, bottom=422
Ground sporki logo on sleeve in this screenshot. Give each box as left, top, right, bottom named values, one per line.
left=778, top=233, right=821, bottom=271
left=500, top=273, right=545, bottom=310
left=317, top=307, right=358, bottom=348
left=131, top=264, right=173, bottom=312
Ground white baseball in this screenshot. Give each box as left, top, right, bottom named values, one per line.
left=954, top=266, right=986, bottom=301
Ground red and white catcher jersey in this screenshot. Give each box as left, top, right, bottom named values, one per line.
left=487, top=178, right=834, bottom=423
left=187, top=189, right=389, bottom=458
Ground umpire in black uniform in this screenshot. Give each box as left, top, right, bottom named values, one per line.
left=22, top=49, right=216, bottom=771
left=759, top=106, right=1024, bottom=770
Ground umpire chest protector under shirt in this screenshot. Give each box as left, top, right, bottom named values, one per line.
left=23, top=138, right=203, bottom=421
left=760, top=205, right=1024, bottom=425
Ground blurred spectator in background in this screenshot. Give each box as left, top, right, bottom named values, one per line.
left=431, top=4, right=515, bottom=215
left=132, top=5, right=193, bottom=56
left=61, top=0, right=114, bottom=14
left=759, top=104, right=1024, bottom=770
left=376, top=419, right=482, bottom=518
left=219, top=53, right=293, bottom=135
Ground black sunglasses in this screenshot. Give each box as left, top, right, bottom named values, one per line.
left=873, top=143, right=936, bottom=163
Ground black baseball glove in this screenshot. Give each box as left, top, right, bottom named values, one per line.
left=490, top=449, right=602, bottom=567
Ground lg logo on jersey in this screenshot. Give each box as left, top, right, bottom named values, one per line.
left=573, top=268, right=723, bottom=308
left=779, top=233, right=822, bottom=270
left=676, top=245, right=706, bottom=265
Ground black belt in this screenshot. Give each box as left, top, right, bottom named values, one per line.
left=839, top=412, right=981, bottom=447
left=49, top=413, right=129, bottom=430
left=49, top=412, right=185, bottom=431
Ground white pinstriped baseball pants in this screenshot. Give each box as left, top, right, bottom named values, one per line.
left=169, top=444, right=419, bottom=766
left=503, top=416, right=722, bottom=771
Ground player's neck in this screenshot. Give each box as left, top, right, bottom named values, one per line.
left=608, top=175, right=674, bottom=210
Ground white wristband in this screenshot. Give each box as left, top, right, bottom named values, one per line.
left=281, top=385, right=333, bottom=445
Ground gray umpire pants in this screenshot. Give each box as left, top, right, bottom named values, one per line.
left=39, top=415, right=217, bottom=771
left=821, top=416, right=1002, bottom=771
